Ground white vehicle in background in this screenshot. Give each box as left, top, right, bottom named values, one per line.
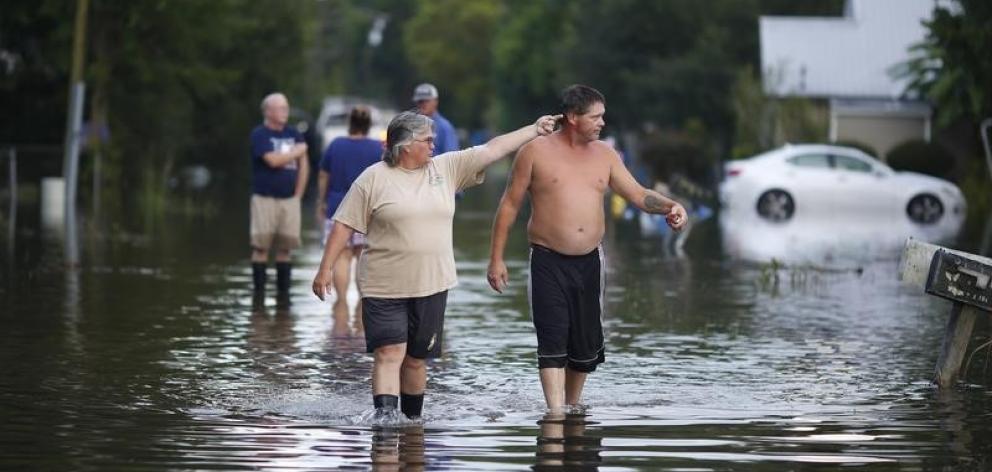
left=315, top=96, right=396, bottom=151
left=719, top=144, right=967, bottom=263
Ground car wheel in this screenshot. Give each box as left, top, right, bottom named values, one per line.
left=756, top=189, right=794, bottom=222
left=907, top=193, right=943, bottom=224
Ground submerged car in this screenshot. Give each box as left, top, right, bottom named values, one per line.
left=719, top=144, right=966, bottom=243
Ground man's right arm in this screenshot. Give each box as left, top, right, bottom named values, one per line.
left=487, top=144, right=535, bottom=293
left=262, top=143, right=307, bottom=168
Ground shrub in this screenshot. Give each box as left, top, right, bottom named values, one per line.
left=639, top=124, right=717, bottom=187
left=886, top=139, right=954, bottom=178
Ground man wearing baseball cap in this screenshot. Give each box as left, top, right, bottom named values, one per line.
left=412, top=83, right=459, bottom=156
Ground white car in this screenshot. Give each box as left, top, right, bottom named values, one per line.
left=315, top=96, right=395, bottom=151
left=719, top=144, right=966, bottom=262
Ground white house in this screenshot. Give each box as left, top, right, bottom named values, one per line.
left=760, top=0, right=942, bottom=157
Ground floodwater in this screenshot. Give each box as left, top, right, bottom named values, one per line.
left=2, top=180, right=991, bottom=471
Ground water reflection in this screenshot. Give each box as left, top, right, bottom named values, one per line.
left=371, top=425, right=426, bottom=471
left=249, top=301, right=295, bottom=352
left=719, top=209, right=962, bottom=265
left=331, top=298, right=364, bottom=338
left=534, top=412, right=601, bottom=471
left=936, top=389, right=975, bottom=461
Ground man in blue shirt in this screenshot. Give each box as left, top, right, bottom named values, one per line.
left=412, top=83, right=459, bottom=156
left=249, top=92, right=309, bottom=301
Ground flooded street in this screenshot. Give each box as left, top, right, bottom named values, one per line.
left=2, top=181, right=991, bottom=471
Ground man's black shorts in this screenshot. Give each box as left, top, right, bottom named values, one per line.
left=362, top=291, right=447, bottom=358
left=528, top=244, right=605, bottom=372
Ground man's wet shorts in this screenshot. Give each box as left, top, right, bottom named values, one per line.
left=528, top=244, right=605, bottom=372
left=250, top=194, right=301, bottom=251
left=362, top=291, right=447, bottom=358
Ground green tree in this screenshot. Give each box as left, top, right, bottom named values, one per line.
left=403, top=0, right=501, bottom=129
left=0, top=0, right=851, bottom=217
left=85, top=0, right=316, bottom=218
left=362, top=0, right=420, bottom=106
left=731, top=66, right=828, bottom=159
left=0, top=0, right=75, bottom=146
left=895, top=0, right=992, bottom=128
left=490, top=0, right=577, bottom=129
left=894, top=0, right=992, bottom=238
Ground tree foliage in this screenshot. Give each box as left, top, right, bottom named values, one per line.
left=2, top=0, right=318, bottom=217
left=533, top=0, right=838, bottom=181
left=0, top=1, right=75, bottom=146
left=896, top=0, right=992, bottom=128
left=731, top=66, right=828, bottom=159
left=489, top=0, right=575, bottom=129
left=0, top=0, right=847, bottom=209
left=403, top=0, right=501, bottom=128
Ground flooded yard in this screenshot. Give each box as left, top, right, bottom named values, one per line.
left=1, top=182, right=991, bottom=471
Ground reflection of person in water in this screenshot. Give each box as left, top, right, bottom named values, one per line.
left=327, top=298, right=366, bottom=353
left=371, top=425, right=426, bottom=472
left=247, top=303, right=298, bottom=380
left=534, top=412, right=602, bottom=471
left=249, top=304, right=295, bottom=349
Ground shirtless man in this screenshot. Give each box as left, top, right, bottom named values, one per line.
left=487, top=84, right=688, bottom=411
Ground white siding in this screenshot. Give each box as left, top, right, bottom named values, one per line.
left=760, top=0, right=938, bottom=99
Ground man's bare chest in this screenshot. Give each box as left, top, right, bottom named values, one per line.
left=530, top=158, right=611, bottom=195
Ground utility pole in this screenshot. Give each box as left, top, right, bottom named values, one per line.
left=62, top=0, right=89, bottom=267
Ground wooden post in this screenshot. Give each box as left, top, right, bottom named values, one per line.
left=900, top=238, right=992, bottom=388
left=934, top=303, right=979, bottom=387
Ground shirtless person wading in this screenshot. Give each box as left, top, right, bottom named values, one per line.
left=487, top=84, right=688, bottom=411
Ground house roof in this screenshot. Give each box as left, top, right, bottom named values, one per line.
left=760, top=0, right=939, bottom=99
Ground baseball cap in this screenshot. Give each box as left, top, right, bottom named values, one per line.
left=412, top=83, right=439, bottom=102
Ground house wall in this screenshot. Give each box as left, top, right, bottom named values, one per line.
left=835, top=115, right=928, bottom=159
left=760, top=0, right=936, bottom=98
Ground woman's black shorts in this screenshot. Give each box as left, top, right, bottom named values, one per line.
left=362, top=290, right=447, bottom=358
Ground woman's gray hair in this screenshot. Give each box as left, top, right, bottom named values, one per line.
left=381, top=111, right=435, bottom=166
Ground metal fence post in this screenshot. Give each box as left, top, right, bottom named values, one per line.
left=6, top=147, right=15, bottom=259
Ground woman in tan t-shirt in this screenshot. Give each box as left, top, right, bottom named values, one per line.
left=312, top=111, right=560, bottom=421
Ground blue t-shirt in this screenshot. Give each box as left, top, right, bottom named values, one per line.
left=320, top=136, right=383, bottom=218
left=250, top=124, right=304, bottom=198
left=430, top=111, right=459, bottom=156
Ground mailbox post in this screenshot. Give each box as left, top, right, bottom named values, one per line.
left=900, top=238, right=992, bottom=388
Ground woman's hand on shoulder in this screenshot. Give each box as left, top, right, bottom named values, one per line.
left=534, top=114, right=563, bottom=136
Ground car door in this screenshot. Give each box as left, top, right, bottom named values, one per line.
left=830, top=153, right=897, bottom=226
left=782, top=153, right=836, bottom=221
